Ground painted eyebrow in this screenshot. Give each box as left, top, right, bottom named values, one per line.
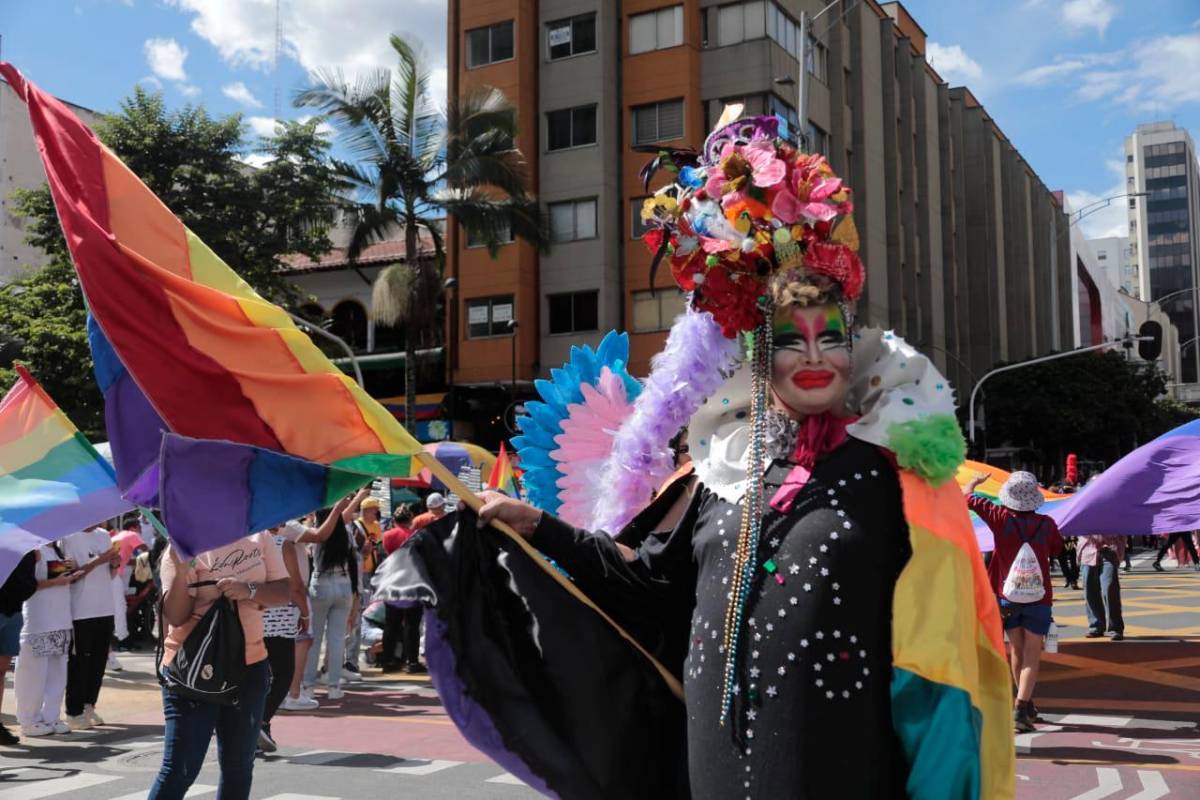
left=772, top=331, right=805, bottom=347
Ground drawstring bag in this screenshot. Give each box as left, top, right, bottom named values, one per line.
left=156, top=580, right=246, bottom=705
left=1001, top=518, right=1047, bottom=604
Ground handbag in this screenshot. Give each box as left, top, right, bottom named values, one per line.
left=156, top=580, right=246, bottom=706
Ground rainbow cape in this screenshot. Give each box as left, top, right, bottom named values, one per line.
left=0, top=366, right=132, bottom=582
left=893, top=471, right=1014, bottom=800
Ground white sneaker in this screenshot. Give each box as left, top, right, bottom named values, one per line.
left=83, top=706, right=104, bottom=727
left=280, top=694, right=319, bottom=711
left=50, top=720, right=70, bottom=735
left=107, top=653, right=123, bottom=672
left=21, top=722, right=54, bottom=737
left=66, top=714, right=92, bottom=731
left=326, top=687, right=344, bottom=700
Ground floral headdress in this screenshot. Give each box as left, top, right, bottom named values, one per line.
left=639, top=113, right=864, bottom=337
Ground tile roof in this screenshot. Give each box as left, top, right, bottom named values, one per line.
left=281, top=234, right=435, bottom=273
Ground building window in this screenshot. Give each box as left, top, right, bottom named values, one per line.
left=1129, top=198, right=1137, bottom=208
left=547, top=13, right=596, bottom=60
left=767, top=2, right=802, bottom=59
left=630, top=5, right=683, bottom=54
left=549, top=198, right=598, bottom=242
left=465, top=220, right=513, bottom=249
left=548, top=291, right=599, bottom=335
left=330, top=300, right=368, bottom=351
left=805, top=121, right=829, bottom=155
left=806, top=36, right=828, bottom=83
left=716, top=1, right=767, bottom=47
left=1126, top=154, right=1134, bottom=163
left=632, top=289, right=687, bottom=332
left=466, top=296, right=514, bottom=339
left=466, top=20, right=514, bottom=69
left=547, top=104, right=597, bottom=150
left=633, top=99, right=685, bottom=145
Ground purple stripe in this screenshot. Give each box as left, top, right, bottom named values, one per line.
left=18, top=487, right=132, bottom=538
left=421, top=610, right=556, bottom=797
left=158, top=435, right=252, bottom=559
left=104, top=373, right=167, bottom=494
left=0, top=524, right=49, bottom=587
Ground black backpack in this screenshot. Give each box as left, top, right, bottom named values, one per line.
left=156, top=581, right=246, bottom=706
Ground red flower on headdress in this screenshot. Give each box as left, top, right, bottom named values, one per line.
left=801, top=240, right=865, bottom=302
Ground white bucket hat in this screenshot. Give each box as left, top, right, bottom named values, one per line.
left=999, top=471, right=1044, bottom=512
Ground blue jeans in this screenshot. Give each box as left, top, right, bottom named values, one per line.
left=148, top=659, right=269, bottom=800
left=303, top=572, right=353, bottom=687
left=1082, top=553, right=1124, bottom=634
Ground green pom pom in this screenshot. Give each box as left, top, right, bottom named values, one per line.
left=886, top=414, right=966, bottom=487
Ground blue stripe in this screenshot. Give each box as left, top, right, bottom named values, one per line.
left=891, top=667, right=983, bottom=800
left=246, top=448, right=328, bottom=533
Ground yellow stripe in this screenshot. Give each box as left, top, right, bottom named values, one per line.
left=0, top=415, right=73, bottom=475
left=185, top=231, right=264, bottom=301
left=894, top=524, right=1014, bottom=799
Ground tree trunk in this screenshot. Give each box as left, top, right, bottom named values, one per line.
left=404, top=214, right=419, bottom=436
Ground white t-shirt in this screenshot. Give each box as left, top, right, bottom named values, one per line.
left=61, top=528, right=117, bottom=622
left=262, top=532, right=300, bottom=639
left=21, top=546, right=73, bottom=637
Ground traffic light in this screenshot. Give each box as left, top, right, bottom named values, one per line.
left=1137, top=320, right=1163, bottom=361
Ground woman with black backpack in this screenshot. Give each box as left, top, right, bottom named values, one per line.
left=301, top=508, right=359, bottom=700
left=149, top=531, right=291, bottom=800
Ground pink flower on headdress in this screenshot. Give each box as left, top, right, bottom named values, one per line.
left=771, top=157, right=845, bottom=224
left=742, top=140, right=786, bottom=188
left=703, top=140, right=787, bottom=204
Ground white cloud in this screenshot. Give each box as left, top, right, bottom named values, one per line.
left=926, top=42, right=983, bottom=84
left=246, top=115, right=280, bottom=138
left=178, top=84, right=202, bottom=98
left=1066, top=156, right=1128, bottom=240
left=1062, top=0, right=1118, bottom=37
left=222, top=81, right=264, bottom=108
left=144, top=37, right=189, bottom=81
left=136, top=75, right=163, bottom=92
left=236, top=153, right=272, bottom=169
left=165, top=1, right=447, bottom=101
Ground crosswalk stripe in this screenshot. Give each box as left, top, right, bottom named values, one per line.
left=258, top=795, right=340, bottom=800
left=1015, top=724, right=1063, bottom=753
left=107, top=783, right=216, bottom=800
left=1125, top=770, right=1169, bottom=800
left=0, top=772, right=122, bottom=799
left=486, top=773, right=527, bottom=785
left=289, top=750, right=351, bottom=766
left=377, top=759, right=462, bottom=776
left=1055, top=714, right=1133, bottom=727
left=1067, top=767, right=1123, bottom=800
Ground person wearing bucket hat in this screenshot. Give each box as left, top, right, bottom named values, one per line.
left=379, top=108, right=1015, bottom=799
left=964, top=471, right=1064, bottom=734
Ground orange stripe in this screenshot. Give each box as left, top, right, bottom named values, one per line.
left=0, top=377, right=53, bottom=445
left=101, top=147, right=190, bottom=279
left=901, top=471, right=1006, bottom=656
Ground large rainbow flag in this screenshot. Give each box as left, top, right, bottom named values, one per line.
left=956, top=460, right=1073, bottom=551
left=0, top=366, right=132, bottom=582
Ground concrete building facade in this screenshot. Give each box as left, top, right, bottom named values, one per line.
left=1126, top=121, right=1200, bottom=383
left=438, top=1, right=1078, bottom=420
left=1087, top=235, right=1137, bottom=297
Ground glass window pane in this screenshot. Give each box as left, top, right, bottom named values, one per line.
left=632, top=292, right=659, bottom=332
left=633, top=106, right=655, bottom=145
left=548, top=22, right=572, bottom=59
left=492, top=21, right=514, bottom=62
left=574, top=292, right=599, bottom=332
left=576, top=200, right=597, bottom=239
left=786, top=20, right=796, bottom=57
left=660, top=290, right=686, bottom=326
left=467, top=28, right=490, bottom=68
left=658, top=100, right=684, bottom=141
left=574, top=15, right=596, bottom=54
left=550, top=202, right=575, bottom=242
left=548, top=294, right=573, bottom=334
left=657, top=7, right=675, bottom=49
left=745, top=1, right=766, bottom=39
left=572, top=105, right=596, bottom=145
left=769, top=5, right=782, bottom=43
left=547, top=109, right=571, bottom=150
left=717, top=6, right=743, bottom=46
left=630, top=12, right=656, bottom=54
left=672, top=6, right=684, bottom=47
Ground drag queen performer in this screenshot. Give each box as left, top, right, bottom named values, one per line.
left=379, top=112, right=1014, bottom=800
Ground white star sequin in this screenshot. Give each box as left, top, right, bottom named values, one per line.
left=721, top=576, right=729, bottom=585
left=833, top=583, right=841, bottom=591
left=800, top=638, right=809, bottom=647
left=830, top=499, right=839, bottom=507
left=752, top=650, right=760, bottom=659
left=830, top=531, right=840, bottom=539
left=820, top=544, right=828, bottom=553
left=770, top=537, right=780, bottom=548
left=765, top=622, right=775, bottom=632
left=859, top=650, right=867, bottom=658
left=749, top=666, right=760, bottom=678
left=777, top=608, right=786, bottom=618
left=870, top=469, right=879, bottom=476
left=833, top=630, right=841, bottom=638
left=787, top=652, right=796, bottom=661
left=789, top=563, right=801, bottom=575
left=827, top=489, right=836, bottom=496
left=815, top=678, right=823, bottom=687
left=754, top=632, right=762, bottom=642
left=838, top=479, right=846, bottom=486
left=863, top=668, right=871, bottom=676
left=803, top=583, right=812, bottom=592
left=789, top=596, right=798, bottom=606
left=855, top=681, right=863, bottom=689
left=813, top=663, right=822, bottom=672
left=747, top=709, right=757, bottom=721
left=722, top=539, right=730, bottom=548
left=777, top=666, right=787, bottom=676
left=746, top=729, right=754, bottom=739
left=842, top=690, right=851, bottom=699
left=826, top=653, right=835, bottom=662
left=855, top=473, right=863, bottom=480
left=833, top=597, right=842, bottom=605
left=820, top=568, right=829, bottom=576
left=748, top=617, right=756, bottom=627
left=816, top=631, right=825, bottom=640
left=766, top=685, right=778, bottom=697
left=836, top=510, right=846, bottom=518
left=826, top=690, right=835, bottom=699
left=809, top=556, right=818, bottom=565
left=843, top=521, right=852, bottom=529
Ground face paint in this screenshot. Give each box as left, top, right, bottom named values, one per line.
left=771, top=304, right=852, bottom=418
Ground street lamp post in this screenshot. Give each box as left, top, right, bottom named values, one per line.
left=506, top=319, right=518, bottom=396
left=442, top=277, right=458, bottom=440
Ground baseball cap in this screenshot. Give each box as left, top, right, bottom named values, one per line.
left=361, top=497, right=382, bottom=510
left=426, top=492, right=446, bottom=510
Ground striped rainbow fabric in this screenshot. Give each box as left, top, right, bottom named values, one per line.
left=0, top=366, right=132, bottom=582
left=0, top=63, right=428, bottom=556
left=892, top=471, right=1015, bottom=800
left=956, top=460, right=1073, bottom=551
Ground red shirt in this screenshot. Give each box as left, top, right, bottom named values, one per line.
left=969, top=495, right=1064, bottom=606
left=382, top=525, right=415, bottom=555
left=411, top=510, right=446, bottom=531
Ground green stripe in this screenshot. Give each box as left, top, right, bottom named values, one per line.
left=891, top=667, right=982, bottom=800
left=323, top=469, right=375, bottom=507
left=10, top=437, right=96, bottom=481
left=329, top=453, right=413, bottom=477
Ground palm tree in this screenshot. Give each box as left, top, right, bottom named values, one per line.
left=297, top=34, right=548, bottom=434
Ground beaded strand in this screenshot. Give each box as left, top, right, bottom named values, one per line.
left=718, top=312, right=774, bottom=726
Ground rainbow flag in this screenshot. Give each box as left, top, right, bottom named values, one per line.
left=956, top=460, right=1073, bottom=551
left=0, top=366, right=132, bottom=582
left=0, top=63, right=430, bottom=556
left=487, top=441, right=515, bottom=493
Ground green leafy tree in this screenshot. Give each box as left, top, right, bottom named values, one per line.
left=2, top=88, right=341, bottom=431
left=978, top=350, right=1196, bottom=478
left=296, top=34, right=549, bottom=433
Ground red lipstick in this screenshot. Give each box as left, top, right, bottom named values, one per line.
left=792, top=370, right=834, bottom=390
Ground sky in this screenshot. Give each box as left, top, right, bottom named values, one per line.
left=1, top=0, right=1198, bottom=240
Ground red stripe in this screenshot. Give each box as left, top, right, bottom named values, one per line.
left=2, top=64, right=283, bottom=451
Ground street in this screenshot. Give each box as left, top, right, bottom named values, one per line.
left=0, top=550, right=1196, bottom=799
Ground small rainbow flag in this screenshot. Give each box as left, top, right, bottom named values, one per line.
left=487, top=441, right=515, bottom=494
left=0, top=366, right=131, bottom=582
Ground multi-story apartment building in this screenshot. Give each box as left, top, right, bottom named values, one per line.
left=1125, top=121, right=1200, bottom=383
left=1087, top=235, right=1138, bottom=297
left=446, top=0, right=1076, bottom=419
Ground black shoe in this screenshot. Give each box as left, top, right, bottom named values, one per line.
left=1013, top=703, right=1036, bottom=733
left=403, top=662, right=428, bottom=675
left=1085, top=630, right=1104, bottom=638
left=343, top=661, right=361, bottom=675
left=1028, top=700, right=1043, bottom=722
left=257, top=727, right=277, bottom=754
left=1123, top=564, right=1131, bottom=572
left=379, top=661, right=403, bottom=674
left=0, top=725, right=19, bottom=746
left=1110, top=632, right=1124, bottom=641
left=1153, top=562, right=1165, bottom=572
